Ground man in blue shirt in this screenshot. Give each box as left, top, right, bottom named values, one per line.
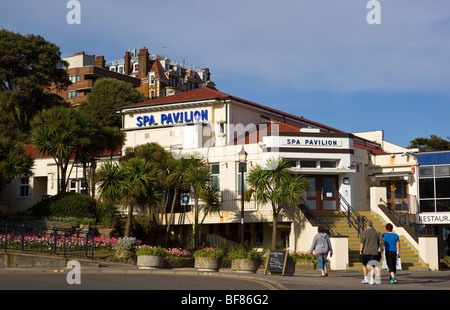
left=383, top=223, right=400, bottom=284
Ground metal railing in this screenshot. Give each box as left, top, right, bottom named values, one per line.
left=221, top=190, right=271, bottom=211
left=338, top=193, right=368, bottom=236
left=0, top=222, right=94, bottom=260
left=299, top=199, right=339, bottom=236
left=380, top=199, right=423, bottom=236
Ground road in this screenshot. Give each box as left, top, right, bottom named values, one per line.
left=0, top=267, right=449, bottom=307
left=0, top=272, right=277, bottom=290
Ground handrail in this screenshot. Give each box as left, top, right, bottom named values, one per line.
left=298, top=199, right=339, bottom=236
left=379, top=199, right=423, bottom=237
left=338, top=193, right=367, bottom=236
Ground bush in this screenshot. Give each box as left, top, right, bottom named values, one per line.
left=228, top=246, right=262, bottom=262
left=131, top=215, right=165, bottom=245
left=96, top=201, right=121, bottom=228
left=31, top=192, right=97, bottom=219
left=136, top=246, right=166, bottom=256
left=193, top=248, right=224, bottom=259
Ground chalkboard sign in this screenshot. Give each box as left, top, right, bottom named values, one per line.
left=264, top=249, right=288, bottom=276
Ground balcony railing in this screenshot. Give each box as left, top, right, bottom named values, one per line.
left=220, top=190, right=272, bottom=212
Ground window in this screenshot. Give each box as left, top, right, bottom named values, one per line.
left=68, top=75, right=80, bottom=83
left=67, top=91, right=79, bottom=99
left=419, top=164, right=450, bottom=213
left=419, top=178, right=434, bottom=199
left=69, top=180, right=77, bottom=193
left=436, top=178, right=450, bottom=198
left=218, top=123, right=225, bottom=134
left=19, top=178, right=30, bottom=198
left=134, top=63, right=139, bottom=72
left=286, top=160, right=297, bottom=168
left=300, top=160, right=316, bottom=168
left=320, top=161, right=336, bottom=168
left=436, top=165, right=450, bottom=177
left=419, top=166, right=434, bottom=177
left=211, top=164, right=220, bottom=188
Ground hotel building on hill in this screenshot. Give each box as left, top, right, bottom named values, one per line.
left=58, top=49, right=215, bottom=106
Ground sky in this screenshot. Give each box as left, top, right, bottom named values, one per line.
left=1, top=0, right=449, bottom=147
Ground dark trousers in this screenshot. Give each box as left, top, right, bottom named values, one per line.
left=386, top=251, right=397, bottom=274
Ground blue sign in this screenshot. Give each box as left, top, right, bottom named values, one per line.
left=136, top=109, right=208, bottom=127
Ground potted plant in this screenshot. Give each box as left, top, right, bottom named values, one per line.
left=136, top=246, right=166, bottom=269
left=194, top=248, right=224, bottom=272
left=164, top=248, right=194, bottom=268
left=229, top=247, right=262, bottom=273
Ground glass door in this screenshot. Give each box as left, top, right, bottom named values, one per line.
left=384, top=180, right=409, bottom=212
left=305, top=176, right=338, bottom=211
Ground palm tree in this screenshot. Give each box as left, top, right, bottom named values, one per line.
left=199, top=182, right=221, bottom=226
left=31, top=106, right=93, bottom=193
left=120, top=157, right=158, bottom=237
left=95, top=157, right=158, bottom=237
left=245, top=157, right=310, bottom=250
left=164, top=156, right=190, bottom=246
left=184, top=155, right=212, bottom=246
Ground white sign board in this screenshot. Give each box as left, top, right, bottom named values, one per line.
left=416, top=212, right=450, bottom=224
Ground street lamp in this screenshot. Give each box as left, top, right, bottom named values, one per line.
left=238, top=145, right=247, bottom=246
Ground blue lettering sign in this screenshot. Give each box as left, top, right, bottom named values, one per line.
left=137, top=109, right=208, bottom=127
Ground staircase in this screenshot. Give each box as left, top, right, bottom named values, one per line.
left=313, top=211, right=429, bottom=270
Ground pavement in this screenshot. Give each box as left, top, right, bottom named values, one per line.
left=1, top=262, right=450, bottom=291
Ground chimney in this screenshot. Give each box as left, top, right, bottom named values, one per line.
left=138, top=48, right=149, bottom=79
left=124, top=51, right=131, bottom=75
left=95, top=56, right=105, bottom=68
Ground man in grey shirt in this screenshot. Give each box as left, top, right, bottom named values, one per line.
left=359, top=220, right=380, bottom=284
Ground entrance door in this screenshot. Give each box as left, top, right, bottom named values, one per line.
left=305, top=176, right=339, bottom=211
left=383, top=180, right=409, bottom=212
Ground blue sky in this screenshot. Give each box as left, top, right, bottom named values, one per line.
left=1, top=0, right=449, bottom=147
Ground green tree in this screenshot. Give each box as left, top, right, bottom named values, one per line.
left=245, top=157, right=310, bottom=250
left=79, top=77, right=146, bottom=129
left=31, top=106, right=93, bottom=193
left=408, top=135, right=450, bottom=152
left=184, top=155, right=214, bottom=246
left=0, top=29, right=70, bottom=132
left=96, top=145, right=164, bottom=237
left=0, top=135, right=33, bottom=194
left=164, top=156, right=190, bottom=246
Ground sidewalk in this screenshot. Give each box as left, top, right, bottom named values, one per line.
left=1, top=262, right=449, bottom=290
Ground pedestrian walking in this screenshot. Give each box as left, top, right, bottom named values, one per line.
left=359, top=220, right=380, bottom=285
left=382, top=223, right=400, bottom=284
left=308, top=226, right=333, bottom=277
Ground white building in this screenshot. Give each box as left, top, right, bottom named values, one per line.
left=1, top=87, right=440, bottom=270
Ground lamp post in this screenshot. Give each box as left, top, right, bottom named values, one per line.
left=238, top=145, right=247, bottom=247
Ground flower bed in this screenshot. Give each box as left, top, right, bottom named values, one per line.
left=289, top=251, right=318, bottom=270
left=0, top=233, right=119, bottom=253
